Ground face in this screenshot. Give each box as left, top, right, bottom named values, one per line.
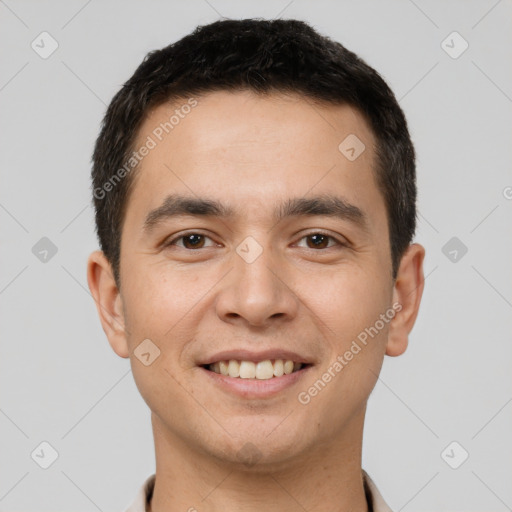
left=89, top=89, right=421, bottom=470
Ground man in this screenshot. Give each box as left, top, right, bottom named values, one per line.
left=87, top=18, right=425, bottom=512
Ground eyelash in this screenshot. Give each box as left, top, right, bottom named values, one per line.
left=163, top=231, right=347, bottom=251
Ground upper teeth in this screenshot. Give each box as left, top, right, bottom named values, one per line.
left=208, top=359, right=303, bottom=379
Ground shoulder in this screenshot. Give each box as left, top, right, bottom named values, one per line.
left=122, top=473, right=156, bottom=512
left=362, top=470, right=393, bottom=512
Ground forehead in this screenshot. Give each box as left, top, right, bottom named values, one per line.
left=137, top=90, right=375, bottom=166
left=125, top=89, right=384, bottom=232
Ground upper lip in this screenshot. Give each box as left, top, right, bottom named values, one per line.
left=198, top=349, right=314, bottom=366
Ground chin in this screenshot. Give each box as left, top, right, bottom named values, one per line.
left=204, top=429, right=311, bottom=472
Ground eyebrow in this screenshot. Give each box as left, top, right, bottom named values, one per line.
left=142, top=193, right=369, bottom=234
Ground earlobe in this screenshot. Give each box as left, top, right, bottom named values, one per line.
left=386, top=243, right=426, bottom=357
left=86, top=250, right=130, bottom=358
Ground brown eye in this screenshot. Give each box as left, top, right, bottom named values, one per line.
left=297, top=233, right=342, bottom=250
left=181, top=234, right=205, bottom=249
left=165, top=233, right=215, bottom=250
left=306, top=234, right=330, bottom=249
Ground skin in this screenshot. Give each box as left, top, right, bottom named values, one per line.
left=87, top=90, right=425, bottom=512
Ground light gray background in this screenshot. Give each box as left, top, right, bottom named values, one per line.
left=1, top=0, right=511, bottom=510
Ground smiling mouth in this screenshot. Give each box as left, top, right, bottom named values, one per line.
left=201, top=359, right=311, bottom=380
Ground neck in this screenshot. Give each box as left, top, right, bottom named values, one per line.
left=148, top=410, right=369, bottom=512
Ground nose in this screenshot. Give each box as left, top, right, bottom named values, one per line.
left=215, top=241, right=299, bottom=328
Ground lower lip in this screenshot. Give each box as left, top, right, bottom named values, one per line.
left=199, top=366, right=312, bottom=399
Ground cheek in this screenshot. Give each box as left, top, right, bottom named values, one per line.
left=297, top=270, right=391, bottom=433
left=122, top=266, right=200, bottom=419
left=123, top=259, right=201, bottom=338
left=314, top=265, right=391, bottom=342
left=121, top=260, right=217, bottom=388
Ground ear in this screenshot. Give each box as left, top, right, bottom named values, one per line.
left=386, top=243, right=426, bottom=357
left=87, top=250, right=129, bottom=358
